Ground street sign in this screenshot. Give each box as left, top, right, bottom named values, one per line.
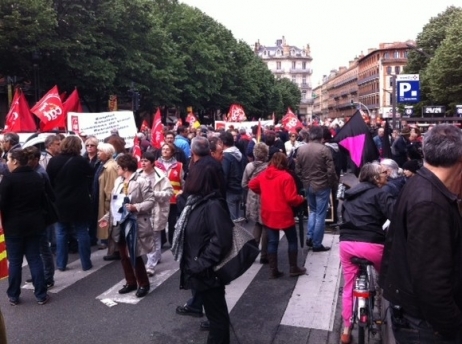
left=423, top=106, right=445, bottom=117
left=456, top=105, right=462, bottom=117
left=397, top=74, right=420, bottom=103
left=403, top=106, right=413, bottom=118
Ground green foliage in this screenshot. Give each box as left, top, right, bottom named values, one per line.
left=425, top=12, right=462, bottom=107
left=272, top=78, right=302, bottom=117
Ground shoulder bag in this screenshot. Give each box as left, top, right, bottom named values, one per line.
left=213, top=222, right=260, bottom=284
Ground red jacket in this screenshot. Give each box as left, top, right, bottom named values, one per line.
left=249, top=166, right=304, bottom=229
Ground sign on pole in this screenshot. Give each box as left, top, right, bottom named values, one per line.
left=397, top=74, right=420, bottom=104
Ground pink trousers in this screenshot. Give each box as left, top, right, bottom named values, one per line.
left=339, top=241, right=384, bottom=327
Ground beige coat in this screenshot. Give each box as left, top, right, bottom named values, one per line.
left=97, top=158, right=118, bottom=239
left=103, top=173, right=155, bottom=257
left=140, top=168, right=173, bottom=232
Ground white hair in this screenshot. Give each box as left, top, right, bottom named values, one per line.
left=97, top=143, right=115, bottom=156
left=381, top=158, right=400, bottom=178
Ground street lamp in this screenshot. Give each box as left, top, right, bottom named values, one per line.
left=406, top=43, right=431, bottom=59
left=350, top=99, right=371, bottom=118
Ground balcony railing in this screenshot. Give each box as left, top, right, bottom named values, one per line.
left=290, top=68, right=313, bottom=74
left=273, top=69, right=286, bottom=74
left=301, top=98, right=314, bottom=105
left=357, top=74, right=379, bottom=85
left=299, top=83, right=312, bottom=90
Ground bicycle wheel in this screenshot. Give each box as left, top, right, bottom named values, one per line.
left=357, top=325, right=365, bottom=344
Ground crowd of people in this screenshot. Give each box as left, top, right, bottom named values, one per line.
left=0, top=117, right=460, bottom=344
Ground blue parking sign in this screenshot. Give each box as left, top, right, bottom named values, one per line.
left=397, top=74, right=420, bottom=103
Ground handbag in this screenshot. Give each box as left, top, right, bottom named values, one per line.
left=213, top=223, right=260, bottom=284
left=336, top=183, right=346, bottom=200
left=43, top=193, right=59, bottom=225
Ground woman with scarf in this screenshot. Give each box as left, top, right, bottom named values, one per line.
left=155, top=142, right=184, bottom=246
left=99, top=154, right=155, bottom=298
left=172, top=163, right=233, bottom=344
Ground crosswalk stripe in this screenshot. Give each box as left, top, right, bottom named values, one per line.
left=22, top=249, right=112, bottom=293
left=225, top=261, right=263, bottom=312
left=280, top=234, right=341, bottom=331
left=96, top=250, right=179, bottom=306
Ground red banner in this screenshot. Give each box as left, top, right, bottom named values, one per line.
left=30, top=85, right=64, bottom=125
left=227, top=104, right=246, bottom=122
left=4, top=88, right=37, bottom=132
left=140, top=119, right=149, bottom=133
left=282, top=108, right=303, bottom=132
left=173, top=118, right=183, bottom=132
left=41, top=88, right=82, bottom=131
left=0, top=216, right=8, bottom=280
left=186, top=112, right=200, bottom=128
left=133, top=135, right=142, bottom=168
left=151, top=108, right=165, bottom=149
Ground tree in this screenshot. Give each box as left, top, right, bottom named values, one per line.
left=271, top=78, right=302, bottom=118
left=425, top=12, right=462, bottom=107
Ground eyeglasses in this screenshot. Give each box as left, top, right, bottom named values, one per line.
left=379, top=171, right=388, bottom=175
left=86, top=144, right=96, bottom=147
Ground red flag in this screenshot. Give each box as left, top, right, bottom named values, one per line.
left=281, top=108, right=303, bottom=132
left=256, top=119, right=262, bottom=143
left=41, top=88, right=82, bottom=131
left=133, top=136, right=142, bottom=168
left=173, top=118, right=183, bottom=132
left=227, top=104, right=246, bottom=122
left=151, top=108, right=165, bottom=149
left=186, top=112, right=200, bottom=128
left=31, top=85, right=64, bottom=126
left=0, top=216, right=8, bottom=280
left=59, top=92, right=67, bottom=102
left=4, top=88, right=37, bottom=133
left=140, top=119, right=149, bottom=133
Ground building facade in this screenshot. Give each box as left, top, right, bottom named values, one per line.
left=254, top=36, right=314, bottom=120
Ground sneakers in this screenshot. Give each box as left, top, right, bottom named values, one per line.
left=46, top=281, right=55, bottom=289
left=146, top=268, right=155, bottom=277
left=312, top=245, right=331, bottom=252
left=233, top=217, right=246, bottom=223
left=37, top=295, right=50, bottom=305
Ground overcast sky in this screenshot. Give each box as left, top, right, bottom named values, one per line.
left=180, top=0, right=459, bottom=85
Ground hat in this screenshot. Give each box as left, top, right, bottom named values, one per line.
left=402, top=160, right=420, bottom=174
left=400, top=126, right=411, bottom=136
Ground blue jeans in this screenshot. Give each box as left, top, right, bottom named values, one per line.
left=40, top=228, right=55, bottom=284
left=56, top=222, right=92, bottom=271
left=6, top=234, right=47, bottom=301
left=266, top=226, right=298, bottom=254
left=306, top=187, right=331, bottom=248
left=226, top=193, right=243, bottom=221
left=187, top=288, right=204, bottom=313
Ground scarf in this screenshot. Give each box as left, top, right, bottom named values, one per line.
left=171, top=194, right=203, bottom=262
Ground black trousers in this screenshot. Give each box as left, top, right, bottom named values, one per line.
left=197, top=286, right=230, bottom=344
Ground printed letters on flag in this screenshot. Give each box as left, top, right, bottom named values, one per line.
left=281, top=108, right=303, bottom=131
left=41, top=88, right=82, bottom=131
left=30, top=85, right=64, bottom=124
left=186, top=112, right=200, bottom=129
left=227, top=104, right=246, bottom=122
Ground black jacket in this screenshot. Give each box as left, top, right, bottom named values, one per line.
left=47, top=154, right=93, bottom=223
left=340, top=182, right=395, bottom=244
left=222, top=148, right=245, bottom=195
left=0, top=166, right=46, bottom=237
left=382, top=176, right=406, bottom=198
left=180, top=193, right=233, bottom=291
left=379, top=167, right=462, bottom=338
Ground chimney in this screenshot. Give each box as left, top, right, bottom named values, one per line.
left=276, top=39, right=282, bottom=46
left=282, top=36, right=286, bottom=46
left=254, top=40, right=261, bottom=53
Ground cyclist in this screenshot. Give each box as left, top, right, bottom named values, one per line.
left=338, top=162, right=396, bottom=344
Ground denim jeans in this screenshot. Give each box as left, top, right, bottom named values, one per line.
left=392, top=312, right=462, bottom=343
left=56, top=222, right=92, bottom=271
left=40, top=228, right=55, bottom=284
left=306, top=187, right=331, bottom=248
left=6, top=234, right=47, bottom=301
left=47, top=223, right=56, bottom=254
left=265, top=226, right=298, bottom=254
left=187, top=288, right=204, bottom=313
left=226, top=193, right=243, bottom=221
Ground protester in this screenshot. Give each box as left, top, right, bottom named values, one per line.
left=172, top=161, right=233, bottom=344
left=296, top=126, right=338, bottom=252
left=141, top=151, right=174, bottom=276
left=391, top=126, right=410, bottom=167
left=0, top=148, right=49, bottom=305
left=99, top=154, right=155, bottom=298
left=380, top=158, right=406, bottom=197
left=241, top=142, right=269, bottom=264
left=402, top=159, right=420, bottom=178
left=174, top=126, right=191, bottom=159
left=284, top=131, right=301, bottom=156
left=93, top=143, right=120, bottom=260
left=1, top=132, right=20, bottom=161
left=380, top=124, right=462, bottom=342
left=84, top=136, right=100, bottom=171
left=249, top=152, right=306, bottom=278
left=338, top=163, right=395, bottom=344
left=155, top=143, right=185, bottom=246
left=47, top=136, right=93, bottom=272
left=39, top=134, right=61, bottom=169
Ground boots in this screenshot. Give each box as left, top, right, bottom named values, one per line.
left=289, top=251, right=306, bottom=277
left=267, top=253, right=283, bottom=279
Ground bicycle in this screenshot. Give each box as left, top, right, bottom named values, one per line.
left=350, top=257, right=382, bottom=344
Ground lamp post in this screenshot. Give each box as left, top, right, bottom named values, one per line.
left=406, top=43, right=431, bottom=59
left=32, top=51, right=41, bottom=103
left=351, top=100, right=371, bottom=118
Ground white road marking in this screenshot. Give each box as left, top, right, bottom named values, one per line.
left=225, top=261, right=263, bottom=312
left=280, top=234, right=341, bottom=331
left=22, top=250, right=112, bottom=293
left=96, top=250, right=179, bottom=306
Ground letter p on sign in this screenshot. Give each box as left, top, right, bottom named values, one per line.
left=399, top=82, right=411, bottom=97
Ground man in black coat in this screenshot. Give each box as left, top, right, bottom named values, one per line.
left=379, top=125, right=462, bottom=342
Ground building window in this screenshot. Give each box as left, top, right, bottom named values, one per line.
left=302, top=91, right=307, bottom=99
left=302, top=61, right=306, bottom=69
left=263, top=50, right=267, bottom=56
left=394, top=51, right=400, bottom=58
left=389, top=77, right=393, bottom=87
left=302, top=77, right=306, bottom=85
left=384, top=52, right=389, bottom=59
left=291, top=49, right=295, bottom=56
left=404, top=51, right=408, bottom=58
left=277, top=61, right=281, bottom=70
left=386, top=66, right=392, bottom=75
left=276, top=49, right=281, bottom=56
left=292, top=61, right=296, bottom=69
left=395, top=66, right=401, bottom=74
left=292, top=76, right=296, bottom=83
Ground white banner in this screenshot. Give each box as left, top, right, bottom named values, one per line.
left=68, top=111, right=137, bottom=147
left=215, top=120, right=274, bottom=132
